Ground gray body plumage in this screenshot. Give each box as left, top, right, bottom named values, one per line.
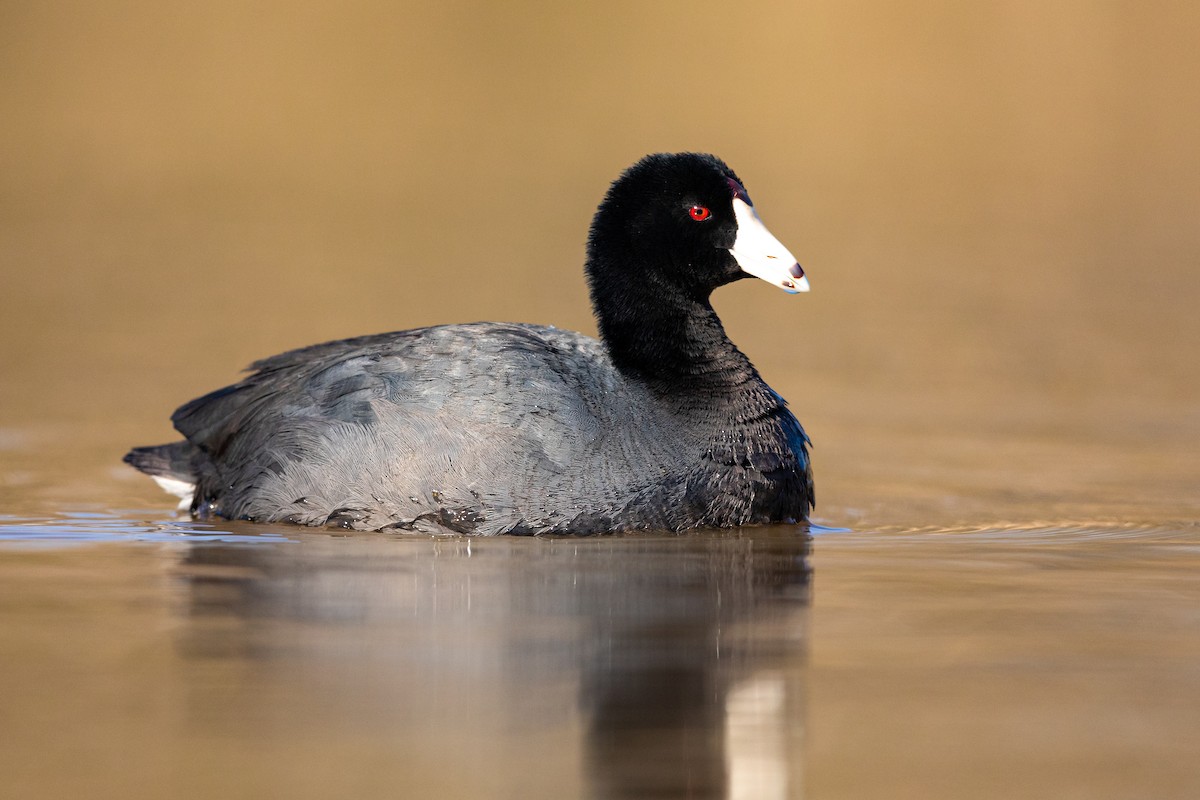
left=131, top=322, right=810, bottom=534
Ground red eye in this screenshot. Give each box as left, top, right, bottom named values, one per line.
left=688, top=205, right=711, bottom=221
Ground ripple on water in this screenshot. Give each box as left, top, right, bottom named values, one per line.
left=818, top=520, right=1200, bottom=544
left=2, top=510, right=1193, bottom=549
left=0, top=511, right=298, bottom=547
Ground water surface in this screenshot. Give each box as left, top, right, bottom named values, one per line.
left=3, top=455, right=1199, bottom=799
left=1, top=516, right=810, bottom=799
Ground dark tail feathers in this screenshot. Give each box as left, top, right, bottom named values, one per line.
left=123, top=441, right=196, bottom=482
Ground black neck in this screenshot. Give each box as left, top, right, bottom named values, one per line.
left=589, top=265, right=758, bottom=392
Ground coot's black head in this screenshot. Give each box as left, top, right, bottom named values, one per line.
left=586, top=152, right=807, bottom=305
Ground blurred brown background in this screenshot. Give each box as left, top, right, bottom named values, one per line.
left=2, top=1, right=1198, bottom=523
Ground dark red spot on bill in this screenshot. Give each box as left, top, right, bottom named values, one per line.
left=726, top=177, right=752, bottom=205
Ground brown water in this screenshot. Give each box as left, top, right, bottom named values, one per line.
left=3, top=3, right=1200, bottom=799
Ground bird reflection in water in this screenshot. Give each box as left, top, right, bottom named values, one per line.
left=172, top=527, right=810, bottom=799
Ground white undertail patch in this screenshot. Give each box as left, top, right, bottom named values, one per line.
left=151, top=476, right=195, bottom=510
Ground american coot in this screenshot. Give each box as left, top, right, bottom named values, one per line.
left=126, top=153, right=814, bottom=535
